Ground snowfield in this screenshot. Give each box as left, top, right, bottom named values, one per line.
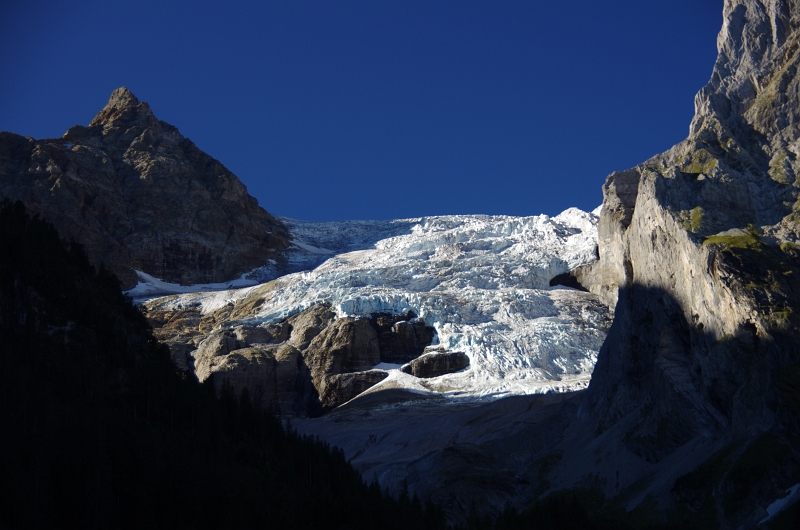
left=137, top=207, right=611, bottom=399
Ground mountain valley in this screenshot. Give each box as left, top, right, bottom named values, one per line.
left=3, top=1, right=800, bottom=528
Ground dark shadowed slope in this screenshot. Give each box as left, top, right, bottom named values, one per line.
left=0, top=199, right=446, bottom=530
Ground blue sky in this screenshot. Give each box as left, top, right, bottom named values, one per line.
left=0, top=1, right=722, bottom=221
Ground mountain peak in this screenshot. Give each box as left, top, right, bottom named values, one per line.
left=106, top=86, right=140, bottom=108
left=89, top=86, right=153, bottom=128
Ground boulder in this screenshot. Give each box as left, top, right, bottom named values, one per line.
left=232, top=323, right=289, bottom=345
left=303, top=317, right=381, bottom=385
left=206, top=347, right=278, bottom=410
left=318, top=370, right=389, bottom=409
left=193, top=330, right=246, bottom=382
left=401, top=348, right=469, bottom=378
left=286, top=304, right=337, bottom=349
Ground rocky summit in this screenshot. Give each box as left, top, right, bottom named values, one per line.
left=0, top=87, right=289, bottom=289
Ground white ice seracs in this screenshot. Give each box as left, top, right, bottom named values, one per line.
left=141, top=207, right=610, bottom=399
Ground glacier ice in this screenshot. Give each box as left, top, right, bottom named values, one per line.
left=139, top=207, right=611, bottom=399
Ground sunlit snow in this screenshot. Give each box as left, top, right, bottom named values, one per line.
left=126, top=270, right=262, bottom=299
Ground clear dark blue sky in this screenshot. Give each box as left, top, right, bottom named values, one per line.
left=1, top=1, right=722, bottom=221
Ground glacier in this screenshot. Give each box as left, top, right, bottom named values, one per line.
left=139, top=206, right=611, bottom=399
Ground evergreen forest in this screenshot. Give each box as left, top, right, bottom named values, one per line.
left=0, top=200, right=447, bottom=529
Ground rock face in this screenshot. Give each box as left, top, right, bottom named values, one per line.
left=0, top=87, right=289, bottom=289
left=304, top=317, right=382, bottom=376
left=145, top=301, right=437, bottom=416
left=370, top=312, right=437, bottom=363
left=401, top=347, right=469, bottom=378
left=319, top=370, right=389, bottom=409
left=570, top=1, right=800, bottom=527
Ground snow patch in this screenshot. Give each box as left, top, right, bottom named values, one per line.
left=125, top=270, right=260, bottom=301
left=760, top=483, right=800, bottom=525
left=373, top=363, right=404, bottom=370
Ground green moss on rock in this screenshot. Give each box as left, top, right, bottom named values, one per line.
left=703, top=230, right=763, bottom=252
left=683, top=149, right=718, bottom=175
left=780, top=241, right=800, bottom=253
left=769, top=151, right=792, bottom=184
left=678, top=206, right=704, bottom=233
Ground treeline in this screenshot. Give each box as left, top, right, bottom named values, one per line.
left=0, top=200, right=446, bottom=529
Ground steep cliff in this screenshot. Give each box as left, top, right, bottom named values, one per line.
left=575, top=1, right=800, bottom=527
left=0, top=87, right=289, bottom=289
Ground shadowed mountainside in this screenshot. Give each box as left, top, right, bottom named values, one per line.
left=0, top=199, right=447, bottom=530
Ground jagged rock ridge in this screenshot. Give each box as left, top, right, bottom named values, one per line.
left=0, top=87, right=289, bottom=289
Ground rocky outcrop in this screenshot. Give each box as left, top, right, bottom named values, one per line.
left=144, top=301, right=437, bottom=416
left=0, top=87, right=289, bottom=289
left=401, top=347, right=469, bottom=378
left=205, top=347, right=280, bottom=409
left=303, top=317, right=382, bottom=378
left=194, top=305, right=336, bottom=416
left=370, top=312, right=437, bottom=363
left=319, top=370, right=389, bottom=409
left=572, top=1, right=800, bottom=527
